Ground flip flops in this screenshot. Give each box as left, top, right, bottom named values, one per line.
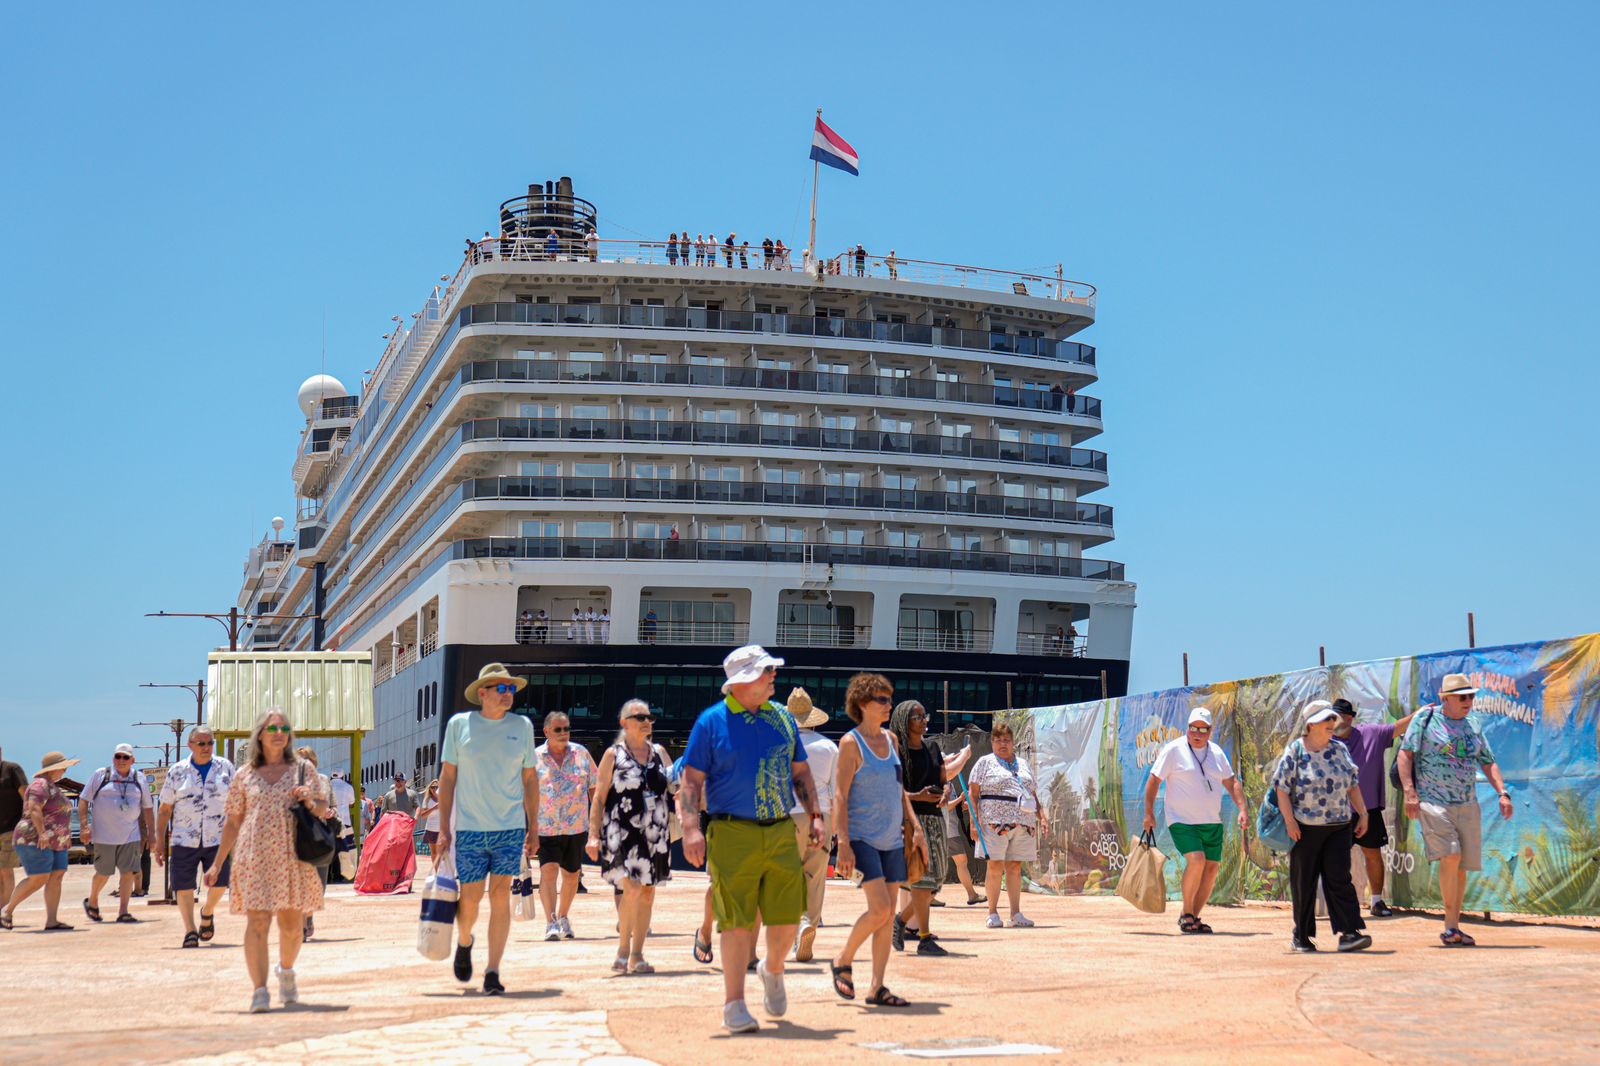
left=44, top=921, right=74, bottom=931
left=693, top=930, right=714, bottom=964
left=83, top=899, right=102, bottom=922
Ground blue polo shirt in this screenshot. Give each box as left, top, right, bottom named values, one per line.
left=683, top=695, right=806, bottom=821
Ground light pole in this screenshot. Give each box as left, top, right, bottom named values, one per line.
left=146, top=608, right=319, bottom=652
left=141, top=680, right=205, bottom=726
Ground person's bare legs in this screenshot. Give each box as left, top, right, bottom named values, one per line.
left=912, top=888, right=934, bottom=936
left=836, top=879, right=894, bottom=967
left=42, top=871, right=64, bottom=925
left=630, top=884, right=657, bottom=963
left=1438, top=855, right=1466, bottom=930
left=763, top=922, right=797, bottom=975
left=699, top=884, right=715, bottom=945
left=455, top=880, right=485, bottom=948
left=1362, top=847, right=1386, bottom=901
left=202, top=885, right=226, bottom=924
left=539, top=863, right=560, bottom=923
left=558, top=868, right=580, bottom=918
left=243, top=911, right=272, bottom=990
left=985, top=860, right=1004, bottom=917
left=0, top=866, right=14, bottom=909
left=1195, top=860, right=1220, bottom=920
left=1179, top=851, right=1206, bottom=916
left=616, top=880, right=638, bottom=965
left=952, top=853, right=979, bottom=901
left=275, top=908, right=304, bottom=971
left=176, top=889, right=198, bottom=934
left=1005, top=861, right=1023, bottom=917
left=721, top=927, right=756, bottom=1004
left=115, top=869, right=137, bottom=918
left=3, top=873, right=45, bottom=922
left=867, top=904, right=894, bottom=995
left=484, top=875, right=513, bottom=972
left=88, top=870, right=110, bottom=913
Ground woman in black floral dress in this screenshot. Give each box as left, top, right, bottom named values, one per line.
left=587, top=698, right=672, bottom=974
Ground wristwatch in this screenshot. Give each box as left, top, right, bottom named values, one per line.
left=1498, top=791, right=1511, bottom=800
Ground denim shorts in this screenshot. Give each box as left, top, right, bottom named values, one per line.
left=849, top=840, right=907, bottom=885
left=454, top=829, right=526, bottom=884
left=15, top=843, right=70, bottom=876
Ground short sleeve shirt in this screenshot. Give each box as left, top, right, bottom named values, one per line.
left=82, top=768, right=154, bottom=845
left=1271, top=742, right=1360, bottom=825
left=159, top=756, right=237, bottom=848
left=1335, top=723, right=1396, bottom=811
left=1400, top=707, right=1496, bottom=807
left=790, top=730, right=839, bottom=816
left=0, top=760, right=27, bottom=832
left=535, top=743, right=599, bottom=836
left=441, top=711, right=538, bottom=832
left=329, top=778, right=357, bottom=829
left=13, top=777, right=72, bottom=851
left=1151, top=739, right=1234, bottom=827
left=683, top=696, right=806, bottom=821
left=969, top=753, right=1038, bottom=829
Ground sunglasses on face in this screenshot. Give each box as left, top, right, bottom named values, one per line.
left=1189, top=726, right=1211, bottom=734
left=547, top=727, right=570, bottom=735
left=114, top=754, right=133, bottom=761
left=263, top=725, right=290, bottom=735
left=192, top=741, right=215, bottom=748
left=624, top=715, right=654, bottom=723
left=492, top=683, right=518, bottom=695
left=865, top=695, right=892, bottom=706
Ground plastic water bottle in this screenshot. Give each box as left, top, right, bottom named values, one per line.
left=416, top=869, right=459, bottom=960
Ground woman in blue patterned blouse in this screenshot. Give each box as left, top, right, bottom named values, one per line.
left=1271, top=701, right=1372, bottom=954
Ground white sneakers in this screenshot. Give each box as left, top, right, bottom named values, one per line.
left=275, top=965, right=299, bottom=1005
left=558, top=915, right=574, bottom=940
left=757, top=958, right=788, bottom=1016
left=545, top=921, right=562, bottom=942
left=723, top=999, right=759, bottom=1034
left=249, top=988, right=270, bottom=1014
left=1010, top=913, right=1035, bottom=928
left=985, top=913, right=1005, bottom=928
left=795, top=922, right=816, bottom=962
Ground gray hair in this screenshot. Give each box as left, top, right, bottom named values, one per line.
left=543, top=711, right=570, bottom=728
left=187, top=725, right=214, bottom=743
left=614, top=698, right=650, bottom=745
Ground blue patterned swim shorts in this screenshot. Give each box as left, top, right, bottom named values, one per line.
left=453, top=828, right=526, bottom=884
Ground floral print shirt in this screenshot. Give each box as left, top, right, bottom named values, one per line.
left=535, top=742, right=598, bottom=836
left=159, top=756, right=237, bottom=848
left=1271, top=740, right=1361, bottom=826
left=1400, top=707, right=1497, bottom=807
left=13, top=777, right=72, bottom=851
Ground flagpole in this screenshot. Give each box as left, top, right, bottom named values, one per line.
left=808, top=108, right=821, bottom=275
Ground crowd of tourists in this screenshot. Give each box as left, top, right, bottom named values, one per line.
left=0, top=657, right=1514, bottom=1029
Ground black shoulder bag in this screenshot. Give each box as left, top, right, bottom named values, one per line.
left=1388, top=707, right=1436, bottom=791
left=292, top=762, right=339, bottom=866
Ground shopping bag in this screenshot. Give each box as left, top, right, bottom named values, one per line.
left=512, top=856, right=537, bottom=922
left=417, top=851, right=459, bottom=961
left=1115, top=830, right=1168, bottom=914
left=1256, top=800, right=1295, bottom=854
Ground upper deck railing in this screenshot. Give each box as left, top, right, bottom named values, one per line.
left=457, top=237, right=1096, bottom=308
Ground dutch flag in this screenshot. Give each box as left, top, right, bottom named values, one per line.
left=810, top=117, right=859, bottom=176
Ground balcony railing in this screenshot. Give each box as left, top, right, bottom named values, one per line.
left=453, top=537, right=1125, bottom=582
left=776, top=623, right=871, bottom=649
left=517, top=617, right=609, bottom=644
left=462, top=418, right=1109, bottom=474
left=457, top=302, right=1096, bottom=366
left=462, top=476, right=1113, bottom=530
left=461, top=359, right=1100, bottom=418
left=897, top=628, right=996, bottom=654
left=1015, top=631, right=1088, bottom=657
left=463, top=238, right=1096, bottom=308
left=636, top=620, right=750, bottom=646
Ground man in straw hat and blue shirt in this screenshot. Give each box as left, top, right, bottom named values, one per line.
left=1397, top=672, right=1514, bottom=946
left=436, top=663, right=541, bottom=994
left=679, top=646, right=826, bottom=1034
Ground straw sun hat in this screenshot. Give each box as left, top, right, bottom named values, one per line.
left=786, top=687, right=831, bottom=729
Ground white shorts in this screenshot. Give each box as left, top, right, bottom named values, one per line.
left=1418, top=800, right=1483, bottom=871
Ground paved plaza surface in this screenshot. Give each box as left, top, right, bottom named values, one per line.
left=4, top=865, right=1598, bottom=1065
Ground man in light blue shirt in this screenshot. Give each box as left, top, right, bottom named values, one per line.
left=437, top=663, right=540, bottom=995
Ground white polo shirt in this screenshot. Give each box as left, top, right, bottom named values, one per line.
left=1150, top=738, right=1234, bottom=827
left=790, top=729, right=839, bottom=816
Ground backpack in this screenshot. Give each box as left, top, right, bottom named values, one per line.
left=92, top=768, right=146, bottom=803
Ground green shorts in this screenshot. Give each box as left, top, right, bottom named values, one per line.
left=706, top=818, right=806, bottom=931
left=1169, top=822, right=1224, bottom=862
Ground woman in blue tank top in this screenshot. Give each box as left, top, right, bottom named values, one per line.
left=829, top=673, right=927, bottom=1009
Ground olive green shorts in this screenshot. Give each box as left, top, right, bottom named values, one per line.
left=706, top=818, right=806, bottom=931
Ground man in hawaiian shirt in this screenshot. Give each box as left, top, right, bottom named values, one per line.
left=534, top=711, right=597, bottom=941
left=155, top=726, right=236, bottom=948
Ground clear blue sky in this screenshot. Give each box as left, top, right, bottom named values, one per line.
left=3, top=2, right=1595, bottom=774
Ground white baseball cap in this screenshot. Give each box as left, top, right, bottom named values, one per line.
left=1187, top=708, right=1213, bottom=727
left=114, top=742, right=135, bottom=757
left=721, top=644, right=784, bottom=693
left=1302, top=700, right=1341, bottom=726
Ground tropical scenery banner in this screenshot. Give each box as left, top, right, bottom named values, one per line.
left=999, top=632, right=1600, bottom=916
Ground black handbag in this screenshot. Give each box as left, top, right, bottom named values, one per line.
left=1388, top=707, right=1434, bottom=791
left=292, top=762, right=339, bottom=866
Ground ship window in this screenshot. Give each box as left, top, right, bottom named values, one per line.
left=573, top=462, right=611, bottom=478
left=828, top=528, right=866, bottom=545
left=571, top=404, right=609, bottom=419
left=574, top=521, right=612, bottom=538
left=522, top=520, right=560, bottom=537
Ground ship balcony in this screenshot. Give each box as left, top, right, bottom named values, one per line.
left=455, top=302, right=1097, bottom=369
left=462, top=418, right=1109, bottom=480
left=637, top=619, right=752, bottom=646
left=1015, top=630, right=1088, bottom=657
left=896, top=627, right=996, bottom=654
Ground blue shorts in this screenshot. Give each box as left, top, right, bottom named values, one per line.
left=850, top=840, right=907, bottom=885
left=15, top=843, right=70, bottom=876
left=170, top=845, right=231, bottom=892
left=454, top=829, right=525, bottom=884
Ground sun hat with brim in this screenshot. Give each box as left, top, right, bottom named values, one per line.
left=721, top=644, right=784, bottom=694
left=1439, top=673, right=1479, bottom=696
left=465, top=662, right=527, bottom=705
left=786, top=687, right=830, bottom=729
left=40, top=751, right=79, bottom=774
left=1302, top=700, right=1341, bottom=726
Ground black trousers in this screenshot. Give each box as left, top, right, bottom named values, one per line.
left=1289, top=820, right=1365, bottom=941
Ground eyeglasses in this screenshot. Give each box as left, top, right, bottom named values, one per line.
left=624, top=714, right=654, bottom=723
left=192, top=741, right=215, bottom=748
left=263, top=725, right=290, bottom=735
left=909, top=712, right=928, bottom=721
left=547, top=727, right=570, bottom=734
left=492, top=683, right=518, bottom=695
left=113, top=754, right=134, bottom=761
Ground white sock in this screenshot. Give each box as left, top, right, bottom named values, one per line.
left=1369, top=892, right=1383, bottom=906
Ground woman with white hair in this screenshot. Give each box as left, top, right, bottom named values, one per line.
left=587, top=698, right=672, bottom=974
left=1271, top=700, right=1372, bottom=954
left=206, top=709, right=332, bottom=1011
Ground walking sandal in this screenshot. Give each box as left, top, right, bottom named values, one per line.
left=865, top=985, right=910, bottom=1007
left=830, top=961, right=855, bottom=1000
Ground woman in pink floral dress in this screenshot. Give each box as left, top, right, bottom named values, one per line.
left=207, top=709, right=331, bottom=1013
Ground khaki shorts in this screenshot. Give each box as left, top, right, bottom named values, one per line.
left=93, top=840, right=143, bottom=877
left=984, top=824, right=1038, bottom=863
left=706, top=818, right=805, bottom=931
left=1418, top=800, right=1483, bottom=871
left=0, top=829, right=19, bottom=869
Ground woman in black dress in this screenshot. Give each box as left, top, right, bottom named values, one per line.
left=587, top=699, right=672, bottom=974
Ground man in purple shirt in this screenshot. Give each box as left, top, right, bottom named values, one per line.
left=1332, top=698, right=1415, bottom=918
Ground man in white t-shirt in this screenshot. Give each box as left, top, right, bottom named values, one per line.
left=80, top=743, right=154, bottom=924
left=1142, top=708, right=1247, bottom=934
left=327, top=771, right=358, bottom=883
left=785, top=688, right=838, bottom=962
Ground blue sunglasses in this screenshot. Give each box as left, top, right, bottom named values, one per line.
left=493, top=683, right=517, bottom=694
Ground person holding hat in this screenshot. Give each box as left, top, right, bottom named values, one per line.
left=786, top=687, right=838, bottom=962
left=1330, top=698, right=1416, bottom=918
left=80, top=742, right=153, bottom=924
left=1271, top=701, right=1372, bottom=953
left=435, top=663, right=540, bottom=995
left=678, top=645, right=824, bottom=1034
left=1, top=751, right=78, bottom=930
left=1142, top=707, right=1248, bottom=934
left=1396, top=673, right=1513, bottom=947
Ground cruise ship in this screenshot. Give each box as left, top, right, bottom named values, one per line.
left=233, top=178, right=1136, bottom=791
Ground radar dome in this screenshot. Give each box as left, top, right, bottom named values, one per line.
left=297, top=374, right=349, bottom=419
